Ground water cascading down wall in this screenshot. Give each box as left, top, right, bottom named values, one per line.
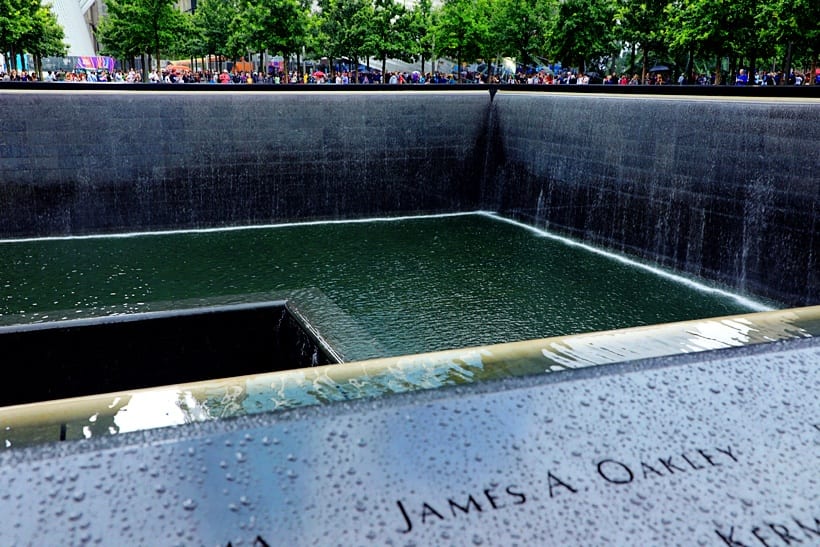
left=0, top=85, right=817, bottom=308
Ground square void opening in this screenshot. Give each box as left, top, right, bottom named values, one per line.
left=0, top=302, right=336, bottom=407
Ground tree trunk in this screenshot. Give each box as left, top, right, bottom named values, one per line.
left=684, top=49, right=694, bottom=83
left=782, top=41, right=793, bottom=85
left=457, top=53, right=462, bottom=82
left=748, top=49, right=757, bottom=85
left=641, top=47, right=648, bottom=83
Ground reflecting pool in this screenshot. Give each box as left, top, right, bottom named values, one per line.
left=0, top=212, right=773, bottom=362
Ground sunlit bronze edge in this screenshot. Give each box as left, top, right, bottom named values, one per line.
left=1, top=305, right=818, bottom=430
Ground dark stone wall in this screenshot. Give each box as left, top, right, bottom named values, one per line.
left=0, top=303, right=333, bottom=406
left=0, top=88, right=488, bottom=236
left=487, top=93, right=819, bottom=307
left=0, top=85, right=817, bottom=307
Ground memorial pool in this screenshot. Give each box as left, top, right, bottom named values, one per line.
left=0, top=86, right=817, bottom=544
left=0, top=212, right=771, bottom=362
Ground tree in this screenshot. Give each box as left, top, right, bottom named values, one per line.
left=614, top=0, right=670, bottom=81
left=165, top=11, right=199, bottom=62
left=96, top=0, right=187, bottom=81
left=371, top=0, right=409, bottom=76
left=229, top=0, right=308, bottom=74
left=227, top=0, right=259, bottom=66
left=665, top=0, right=734, bottom=83
left=665, top=0, right=772, bottom=84
left=316, top=0, right=375, bottom=80
left=191, top=0, right=236, bottom=71
left=97, top=4, right=143, bottom=68
left=492, top=0, right=546, bottom=71
left=0, top=0, right=65, bottom=72
left=223, top=0, right=310, bottom=79
left=18, top=3, right=66, bottom=74
left=758, top=0, right=820, bottom=84
left=268, top=0, right=310, bottom=75
left=407, top=0, right=434, bottom=74
left=432, top=0, right=492, bottom=81
left=543, top=0, right=618, bottom=74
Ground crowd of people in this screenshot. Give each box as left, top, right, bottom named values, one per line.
left=513, top=68, right=819, bottom=86
left=1, top=65, right=818, bottom=86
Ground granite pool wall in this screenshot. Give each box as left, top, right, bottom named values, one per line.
left=0, top=84, right=817, bottom=306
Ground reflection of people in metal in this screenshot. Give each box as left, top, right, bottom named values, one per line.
left=73, top=395, right=130, bottom=440
left=1, top=394, right=131, bottom=448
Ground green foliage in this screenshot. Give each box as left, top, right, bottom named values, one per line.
left=432, top=0, right=493, bottom=75
left=407, top=0, right=434, bottom=65
left=8, top=0, right=818, bottom=82
left=759, top=0, right=820, bottom=60
left=543, top=0, right=617, bottom=71
left=491, top=0, right=551, bottom=67
left=271, top=0, right=310, bottom=58
left=191, top=0, right=236, bottom=59
left=0, top=0, right=37, bottom=51
left=0, top=0, right=66, bottom=58
left=165, top=12, right=198, bottom=59
left=20, top=3, right=67, bottom=57
left=96, top=0, right=185, bottom=69
left=315, top=0, right=375, bottom=64
left=227, top=0, right=308, bottom=70
left=370, top=0, right=410, bottom=68
left=96, top=0, right=144, bottom=59
left=665, top=0, right=731, bottom=59
left=614, top=0, right=671, bottom=74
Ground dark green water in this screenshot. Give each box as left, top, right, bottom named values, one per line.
left=0, top=213, right=767, bottom=361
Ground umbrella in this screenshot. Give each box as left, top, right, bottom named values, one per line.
left=313, top=71, right=325, bottom=78
left=648, top=65, right=671, bottom=73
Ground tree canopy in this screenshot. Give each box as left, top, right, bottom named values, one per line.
left=7, top=0, right=818, bottom=84
left=1, top=0, right=66, bottom=70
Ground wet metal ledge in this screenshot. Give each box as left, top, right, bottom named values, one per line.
left=0, top=305, right=817, bottom=448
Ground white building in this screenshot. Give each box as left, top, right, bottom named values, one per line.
left=48, top=0, right=99, bottom=56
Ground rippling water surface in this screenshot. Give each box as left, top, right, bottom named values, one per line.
left=0, top=213, right=770, bottom=360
